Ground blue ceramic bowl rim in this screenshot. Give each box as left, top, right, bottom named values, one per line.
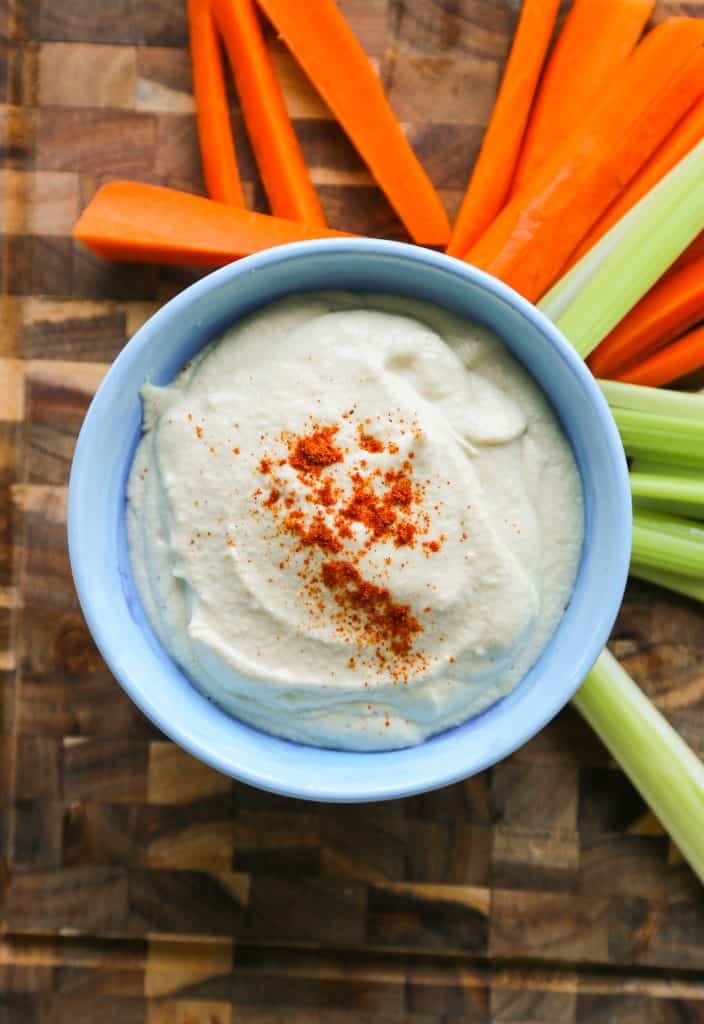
left=68, top=237, right=631, bottom=802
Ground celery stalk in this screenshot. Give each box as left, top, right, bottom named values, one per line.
left=538, top=140, right=704, bottom=356
left=573, top=649, right=704, bottom=883
left=630, top=562, right=704, bottom=602
left=599, top=379, right=704, bottom=419
left=534, top=142, right=704, bottom=873
left=611, top=407, right=704, bottom=468
left=632, top=507, right=704, bottom=577
left=631, top=459, right=704, bottom=519
left=634, top=496, right=704, bottom=522
left=536, top=114, right=704, bottom=888
left=631, top=457, right=702, bottom=479
left=631, top=472, right=704, bottom=513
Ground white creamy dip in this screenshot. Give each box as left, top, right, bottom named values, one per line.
left=127, top=293, right=583, bottom=751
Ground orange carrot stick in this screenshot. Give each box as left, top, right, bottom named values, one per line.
left=616, top=325, right=704, bottom=387
left=212, top=0, right=326, bottom=226
left=256, top=0, right=450, bottom=247
left=72, top=181, right=348, bottom=267
left=188, top=0, right=244, bottom=206
left=465, top=20, right=704, bottom=303
left=511, top=0, right=654, bottom=196
left=588, top=256, right=704, bottom=377
left=445, top=0, right=559, bottom=257
left=570, top=95, right=704, bottom=266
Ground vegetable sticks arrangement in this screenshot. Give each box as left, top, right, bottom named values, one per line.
left=211, top=0, right=325, bottom=225
left=510, top=0, right=654, bottom=194
left=70, top=1, right=704, bottom=879
left=570, top=96, right=704, bottom=266
left=464, top=20, right=704, bottom=301
left=589, top=256, right=704, bottom=376
left=539, top=140, right=704, bottom=355
left=256, top=0, right=450, bottom=245
left=445, top=0, right=559, bottom=257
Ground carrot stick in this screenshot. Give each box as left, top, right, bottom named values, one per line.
left=445, top=0, right=559, bottom=258
left=570, top=95, right=704, bottom=266
left=256, top=0, right=450, bottom=247
left=511, top=0, right=654, bottom=196
left=188, top=0, right=244, bottom=206
left=465, top=20, right=704, bottom=302
left=616, top=325, right=704, bottom=386
left=212, top=0, right=326, bottom=226
left=588, top=256, right=704, bottom=377
left=72, top=181, right=348, bottom=267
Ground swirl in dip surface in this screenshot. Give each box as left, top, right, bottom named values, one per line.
left=127, top=293, right=583, bottom=751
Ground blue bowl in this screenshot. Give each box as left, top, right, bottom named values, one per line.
left=68, top=238, right=631, bottom=802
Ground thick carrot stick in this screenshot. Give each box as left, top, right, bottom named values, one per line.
left=256, top=0, right=450, bottom=247
left=570, top=96, right=704, bottom=266
left=188, top=0, right=244, bottom=206
left=212, top=0, right=326, bottom=226
left=445, top=0, right=558, bottom=258
left=72, top=181, right=348, bottom=266
left=588, top=256, right=704, bottom=377
left=616, top=325, right=704, bottom=386
left=465, top=20, right=704, bottom=302
left=511, top=0, right=654, bottom=196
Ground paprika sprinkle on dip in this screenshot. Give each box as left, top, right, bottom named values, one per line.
left=251, top=413, right=436, bottom=681
left=127, top=293, right=582, bottom=750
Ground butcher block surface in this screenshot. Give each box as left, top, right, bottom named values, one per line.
left=2, top=0, right=704, bottom=1020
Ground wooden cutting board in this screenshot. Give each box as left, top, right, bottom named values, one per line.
left=2, top=1, right=704, bottom=1020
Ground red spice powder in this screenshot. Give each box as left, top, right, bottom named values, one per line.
left=388, top=473, right=413, bottom=507
left=340, top=472, right=396, bottom=539
left=395, top=521, right=416, bottom=547
left=286, top=511, right=342, bottom=554
left=321, top=560, right=421, bottom=655
left=252, top=417, right=441, bottom=677
left=423, top=534, right=446, bottom=555
left=358, top=426, right=385, bottom=453
left=316, top=478, right=338, bottom=507
left=289, top=425, right=343, bottom=475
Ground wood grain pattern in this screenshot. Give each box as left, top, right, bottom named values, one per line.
left=2, top=936, right=704, bottom=1022
left=2, top=0, right=704, bottom=1020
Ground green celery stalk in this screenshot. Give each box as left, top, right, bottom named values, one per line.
left=631, top=471, right=704, bottom=516
left=630, top=562, right=704, bottom=602
left=630, top=458, right=704, bottom=520
left=631, top=457, right=702, bottom=479
left=634, top=495, right=704, bottom=522
left=538, top=140, right=704, bottom=355
left=611, top=407, right=704, bottom=468
left=536, top=144, right=704, bottom=880
left=599, top=379, right=704, bottom=419
left=573, top=649, right=704, bottom=883
left=632, top=507, right=704, bottom=577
